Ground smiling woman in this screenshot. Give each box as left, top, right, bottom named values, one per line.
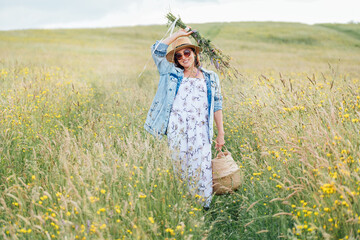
left=144, top=27, right=225, bottom=209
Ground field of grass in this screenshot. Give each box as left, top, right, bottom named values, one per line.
left=1, top=21, right=360, bottom=239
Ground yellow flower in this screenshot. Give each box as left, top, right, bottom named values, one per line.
left=165, top=228, right=175, bottom=236
left=148, top=217, right=155, bottom=224
left=320, top=183, right=336, bottom=194
left=97, top=208, right=106, bottom=214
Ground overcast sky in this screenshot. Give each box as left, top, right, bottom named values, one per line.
left=0, top=0, right=359, bottom=30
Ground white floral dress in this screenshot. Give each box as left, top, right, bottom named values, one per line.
left=167, top=77, right=213, bottom=208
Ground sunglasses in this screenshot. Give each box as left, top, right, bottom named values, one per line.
left=175, top=49, right=192, bottom=60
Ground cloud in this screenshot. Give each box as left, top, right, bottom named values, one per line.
left=0, top=0, right=146, bottom=29
left=0, top=0, right=359, bottom=30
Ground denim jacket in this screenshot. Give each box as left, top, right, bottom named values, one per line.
left=144, top=41, right=223, bottom=142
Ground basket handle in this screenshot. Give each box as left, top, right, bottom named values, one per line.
left=212, top=140, right=228, bottom=157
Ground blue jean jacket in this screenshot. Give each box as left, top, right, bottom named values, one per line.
left=144, top=41, right=223, bottom=142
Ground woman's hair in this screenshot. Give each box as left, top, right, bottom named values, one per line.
left=174, top=48, right=200, bottom=69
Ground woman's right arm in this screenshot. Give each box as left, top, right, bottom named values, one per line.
left=151, top=28, right=193, bottom=75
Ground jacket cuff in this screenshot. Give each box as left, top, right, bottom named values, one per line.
left=152, top=41, right=169, bottom=57
left=214, top=98, right=223, bottom=112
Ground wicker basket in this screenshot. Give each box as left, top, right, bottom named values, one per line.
left=212, top=150, right=242, bottom=195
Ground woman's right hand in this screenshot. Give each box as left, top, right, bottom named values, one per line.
left=163, top=26, right=193, bottom=45
left=175, top=27, right=193, bottom=38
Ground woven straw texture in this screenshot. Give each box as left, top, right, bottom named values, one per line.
left=212, top=150, right=242, bottom=195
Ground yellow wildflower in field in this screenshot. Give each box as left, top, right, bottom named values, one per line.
left=89, top=196, right=99, bottom=203
left=97, top=208, right=106, bottom=214
left=115, top=205, right=121, bottom=213
left=139, top=194, right=147, bottom=199
left=90, top=224, right=96, bottom=234
left=165, top=228, right=175, bottom=236
left=148, top=217, right=155, bottom=224
left=40, top=195, right=48, bottom=201
left=320, top=183, right=336, bottom=194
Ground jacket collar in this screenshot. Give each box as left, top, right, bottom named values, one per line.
left=199, top=67, right=212, bottom=74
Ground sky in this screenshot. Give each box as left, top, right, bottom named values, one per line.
left=0, top=0, right=359, bottom=30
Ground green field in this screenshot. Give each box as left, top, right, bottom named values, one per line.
left=1, top=22, right=360, bottom=239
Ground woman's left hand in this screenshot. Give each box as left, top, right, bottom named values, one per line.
left=215, top=133, right=225, bottom=151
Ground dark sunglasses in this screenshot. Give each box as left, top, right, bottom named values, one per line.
left=175, top=49, right=192, bottom=60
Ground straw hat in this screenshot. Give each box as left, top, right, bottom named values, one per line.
left=166, top=37, right=202, bottom=63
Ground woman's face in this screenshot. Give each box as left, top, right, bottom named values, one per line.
left=175, top=48, right=195, bottom=69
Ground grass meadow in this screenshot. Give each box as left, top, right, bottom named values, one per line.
left=1, top=22, right=360, bottom=239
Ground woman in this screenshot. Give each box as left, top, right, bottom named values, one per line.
left=144, top=28, right=225, bottom=208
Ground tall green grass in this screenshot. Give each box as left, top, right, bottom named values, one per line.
left=1, top=22, right=360, bottom=239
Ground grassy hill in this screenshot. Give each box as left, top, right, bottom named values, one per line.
left=1, top=22, right=360, bottom=239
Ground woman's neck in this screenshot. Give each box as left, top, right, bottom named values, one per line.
left=184, top=66, right=198, bottom=78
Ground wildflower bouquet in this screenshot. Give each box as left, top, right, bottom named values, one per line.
left=166, top=12, right=239, bottom=78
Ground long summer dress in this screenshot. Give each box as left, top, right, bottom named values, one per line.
left=167, top=76, right=213, bottom=208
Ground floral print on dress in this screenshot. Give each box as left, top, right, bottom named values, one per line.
left=167, top=77, right=213, bottom=208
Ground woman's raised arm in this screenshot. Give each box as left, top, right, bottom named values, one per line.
left=151, top=28, right=193, bottom=75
